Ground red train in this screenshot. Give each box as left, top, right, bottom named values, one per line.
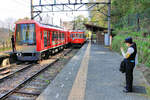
left=13, top=20, right=85, bottom=61
left=70, top=30, right=86, bottom=47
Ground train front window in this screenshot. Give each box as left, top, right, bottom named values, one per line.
left=16, top=24, right=36, bottom=45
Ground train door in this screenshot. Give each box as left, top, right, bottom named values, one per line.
left=55, top=31, right=58, bottom=46
left=40, top=29, right=44, bottom=50
left=58, top=31, right=60, bottom=45
left=62, top=32, right=65, bottom=44
left=59, top=31, right=61, bottom=44
left=50, top=31, right=52, bottom=47
left=52, top=31, right=55, bottom=46
left=47, top=31, right=50, bottom=47
left=65, top=32, right=67, bottom=44
left=44, top=30, right=48, bottom=48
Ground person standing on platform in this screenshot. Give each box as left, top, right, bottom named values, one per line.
left=11, top=35, right=16, bottom=52
left=120, top=37, right=138, bottom=93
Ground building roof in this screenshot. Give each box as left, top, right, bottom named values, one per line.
left=84, top=24, right=113, bottom=33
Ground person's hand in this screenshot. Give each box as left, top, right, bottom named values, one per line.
left=120, top=47, right=124, bottom=51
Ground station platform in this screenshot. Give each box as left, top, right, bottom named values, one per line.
left=36, top=42, right=150, bottom=100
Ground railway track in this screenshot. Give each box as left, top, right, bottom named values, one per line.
left=0, top=48, right=76, bottom=100
left=0, top=63, right=34, bottom=82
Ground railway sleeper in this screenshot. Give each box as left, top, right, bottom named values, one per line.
left=14, top=91, right=40, bottom=96
left=6, top=94, right=36, bottom=100
left=0, top=69, right=10, bottom=75
left=0, top=49, right=72, bottom=100
left=28, top=81, right=47, bottom=87
left=22, top=85, right=45, bottom=90
left=0, top=66, right=10, bottom=72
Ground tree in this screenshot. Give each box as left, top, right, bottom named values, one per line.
left=88, top=0, right=108, bottom=27
left=111, top=0, right=150, bottom=29
left=73, top=15, right=89, bottom=30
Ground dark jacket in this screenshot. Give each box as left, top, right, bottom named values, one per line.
left=127, top=42, right=137, bottom=61
left=120, top=59, right=126, bottom=73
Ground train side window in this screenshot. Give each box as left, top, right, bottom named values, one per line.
left=52, top=31, right=55, bottom=41
left=47, top=31, right=50, bottom=46
left=82, top=34, right=84, bottom=38
left=54, top=31, right=56, bottom=40
left=61, top=32, right=62, bottom=40
left=56, top=32, right=58, bottom=40
left=60, top=32, right=62, bottom=40
left=59, top=32, right=61, bottom=40
left=64, top=33, right=65, bottom=40
left=44, top=31, right=47, bottom=47
left=80, top=34, right=81, bottom=38
left=79, top=34, right=81, bottom=38
left=61, top=33, right=64, bottom=40
left=64, top=32, right=65, bottom=40
left=62, top=33, right=64, bottom=40
left=57, top=32, right=59, bottom=40
left=70, top=34, right=72, bottom=38
left=54, top=32, right=56, bottom=40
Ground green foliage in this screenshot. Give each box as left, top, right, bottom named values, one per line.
left=112, top=29, right=150, bottom=67
left=89, top=0, right=108, bottom=27
left=73, top=15, right=89, bottom=30
left=111, top=0, right=150, bottom=31
left=45, top=80, right=50, bottom=84
left=110, top=0, right=150, bottom=68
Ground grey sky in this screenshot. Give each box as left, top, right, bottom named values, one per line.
left=0, top=0, right=91, bottom=27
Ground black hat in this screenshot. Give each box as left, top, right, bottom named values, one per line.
left=124, top=37, right=133, bottom=44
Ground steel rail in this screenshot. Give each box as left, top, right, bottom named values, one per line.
left=0, top=63, right=35, bottom=83
left=0, top=49, right=72, bottom=100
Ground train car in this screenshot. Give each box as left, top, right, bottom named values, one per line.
left=14, top=20, right=70, bottom=61
left=70, top=30, right=85, bottom=47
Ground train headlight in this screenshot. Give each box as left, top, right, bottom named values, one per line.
left=16, top=53, right=22, bottom=56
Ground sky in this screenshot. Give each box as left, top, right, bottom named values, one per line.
left=0, top=0, right=96, bottom=26
left=0, top=0, right=30, bottom=21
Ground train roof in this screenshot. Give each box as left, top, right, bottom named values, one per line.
left=15, top=20, right=67, bottom=32
left=16, top=20, right=38, bottom=24
left=40, top=23, right=65, bottom=31
left=71, top=30, right=84, bottom=32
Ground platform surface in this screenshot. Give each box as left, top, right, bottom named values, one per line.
left=36, top=42, right=150, bottom=100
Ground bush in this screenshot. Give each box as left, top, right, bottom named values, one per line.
left=112, top=30, right=150, bottom=67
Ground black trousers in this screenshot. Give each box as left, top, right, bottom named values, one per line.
left=12, top=44, right=15, bottom=52
left=125, top=61, right=135, bottom=91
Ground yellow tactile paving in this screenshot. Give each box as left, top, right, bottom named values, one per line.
left=68, top=42, right=91, bottom=100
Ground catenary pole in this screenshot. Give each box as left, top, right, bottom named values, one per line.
left=31, top=0, right=33, bottom=19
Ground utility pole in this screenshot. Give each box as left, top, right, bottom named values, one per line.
left=31, top=0, right=33, bottom=19
left=107, top=0, right=111, bottom=46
